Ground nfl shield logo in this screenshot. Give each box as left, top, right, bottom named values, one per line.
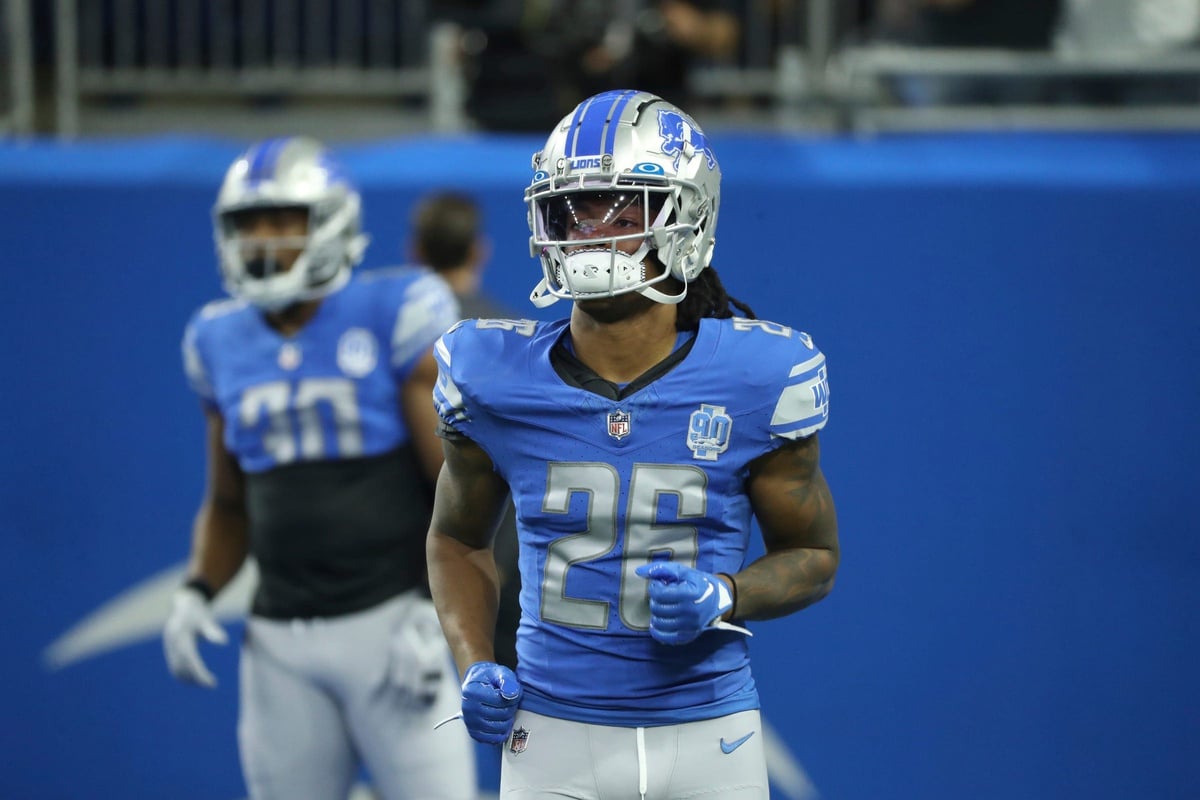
left=509, top=727, right=530, bottom=755
left=607, top=409, right=631, bottom=440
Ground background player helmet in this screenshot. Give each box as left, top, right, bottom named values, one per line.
left=526, top=89, right=721, bottom=307
left=213, top=136, right=367, bottom=310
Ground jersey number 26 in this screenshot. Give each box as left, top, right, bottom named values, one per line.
left=540, top=462, right=707, bottom=633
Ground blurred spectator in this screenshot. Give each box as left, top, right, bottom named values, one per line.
left=876, top=0, right=1061, bottom=49
left=448, top=0, right=741, bottom=129
left=436, top=0, right=563, bottom=131
left=1054, top=0, right=1200, bottom=104
left=409, top=191, right=511, bottom=321
left=874, top=0, right=1063, bottom=105
left=1057, top=0, right=1200, bottom=54
left=574, top=0, right=742, bottom=108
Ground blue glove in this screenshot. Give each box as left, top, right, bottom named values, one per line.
left=636, top=561, right=751, bottom=645
left=460, top=661, right=522, bottom=745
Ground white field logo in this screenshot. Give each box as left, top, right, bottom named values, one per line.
left=42, top=562, right=817, bottom=800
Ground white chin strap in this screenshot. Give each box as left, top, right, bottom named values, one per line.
left=638, top=280, right=687, bottom=305
left=529, top=241, right=689, bottom=308
left=529, top=277, right=562, bottom=308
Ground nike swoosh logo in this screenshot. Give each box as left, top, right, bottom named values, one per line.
left=694, top=583, right=714, bottom=604
left=720, top=731, right=755, bottom=754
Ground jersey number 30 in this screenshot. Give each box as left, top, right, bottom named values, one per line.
left=240, top=378, right=362, bottom=464
left=540, top=462, right=706, bottom=632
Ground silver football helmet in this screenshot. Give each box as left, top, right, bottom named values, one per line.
left=213, top=136, right=367, bottom=310
left=526, top=89, right=721, bottom=307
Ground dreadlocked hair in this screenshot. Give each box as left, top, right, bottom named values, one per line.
left=675, top=266, right=756, bottom=331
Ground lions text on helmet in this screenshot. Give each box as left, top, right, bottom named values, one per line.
left=214, top=137, right=368, bottom=311
left=526, top=90, right=720, bottom=308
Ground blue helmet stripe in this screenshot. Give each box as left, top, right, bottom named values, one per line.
left=600, top=90, right=638, bottom=156
left=565, top=93, right=597, bottom=158
left=571, top=89, right=637, bottom=158
left=247, top=137, right=289, bottom=184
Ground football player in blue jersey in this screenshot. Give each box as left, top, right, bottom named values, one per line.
left=162, top=137, right=475, bottom=800
left=427, top=90, right=840, bottom=799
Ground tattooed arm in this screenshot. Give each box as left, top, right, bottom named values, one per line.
left=724, top=433, right=839, bottom=621
left=426, top=435, right=513, bottom=677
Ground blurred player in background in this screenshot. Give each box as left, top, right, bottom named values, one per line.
left=162, top=136, right=475, bottom=800
left=427, top=90, right=840, bottom=798
left=409, top=191, right=521, bottom=672
left=410, top=191, right=513, bottom=322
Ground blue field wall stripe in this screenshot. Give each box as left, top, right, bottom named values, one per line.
left=601, top=91, right=638, bottom=156
left=247, top=137, right=288, bottom=184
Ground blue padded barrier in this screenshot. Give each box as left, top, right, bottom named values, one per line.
left=1, top=132, right=1197, bottom=800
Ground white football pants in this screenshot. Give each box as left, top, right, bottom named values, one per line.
left=499, top=708, right=768, bottom=799
left=238, top=592, right=475, bottom=800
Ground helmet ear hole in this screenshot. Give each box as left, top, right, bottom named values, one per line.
left=674, top=189, right=708, bottom=228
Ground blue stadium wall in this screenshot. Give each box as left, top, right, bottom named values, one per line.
left=1, top=132, right=1197, bottom=800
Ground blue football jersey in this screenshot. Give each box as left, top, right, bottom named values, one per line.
left=433, top=315, right=829, bottom=726
left=184, top=267, right=459, bottom=473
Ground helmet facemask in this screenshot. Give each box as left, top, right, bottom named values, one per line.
left=528, top=177, right=713, bottom=308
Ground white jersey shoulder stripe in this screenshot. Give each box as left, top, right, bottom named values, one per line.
left=434, top=336, right=453, bottom=366
left=770, top=411, right=828, bottom=440
left=434, top=372, right=468, bottom=423
left=391, top=275, right=459, bottom=369
left=433, top=334, right=468, bottom=423
left=770, top=352, right=829, bottom=437
left=198, top=297, right=247, bottom=320
left=181, top=324, right=214, bottom=401
left=788, top=353, right=825, bottom=381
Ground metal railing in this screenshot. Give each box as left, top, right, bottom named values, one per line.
left=1, top=0, right=34, bottom=136
left=831, top=44, right=1200, bottom=132
left=687, top=0, right=842, bottom=129
left=54, top=0, right=466, bottom=138
left=687, top=0, right=1200, bottom=133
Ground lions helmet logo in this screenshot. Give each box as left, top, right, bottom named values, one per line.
left=658, top=109, right=717, bottom=171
